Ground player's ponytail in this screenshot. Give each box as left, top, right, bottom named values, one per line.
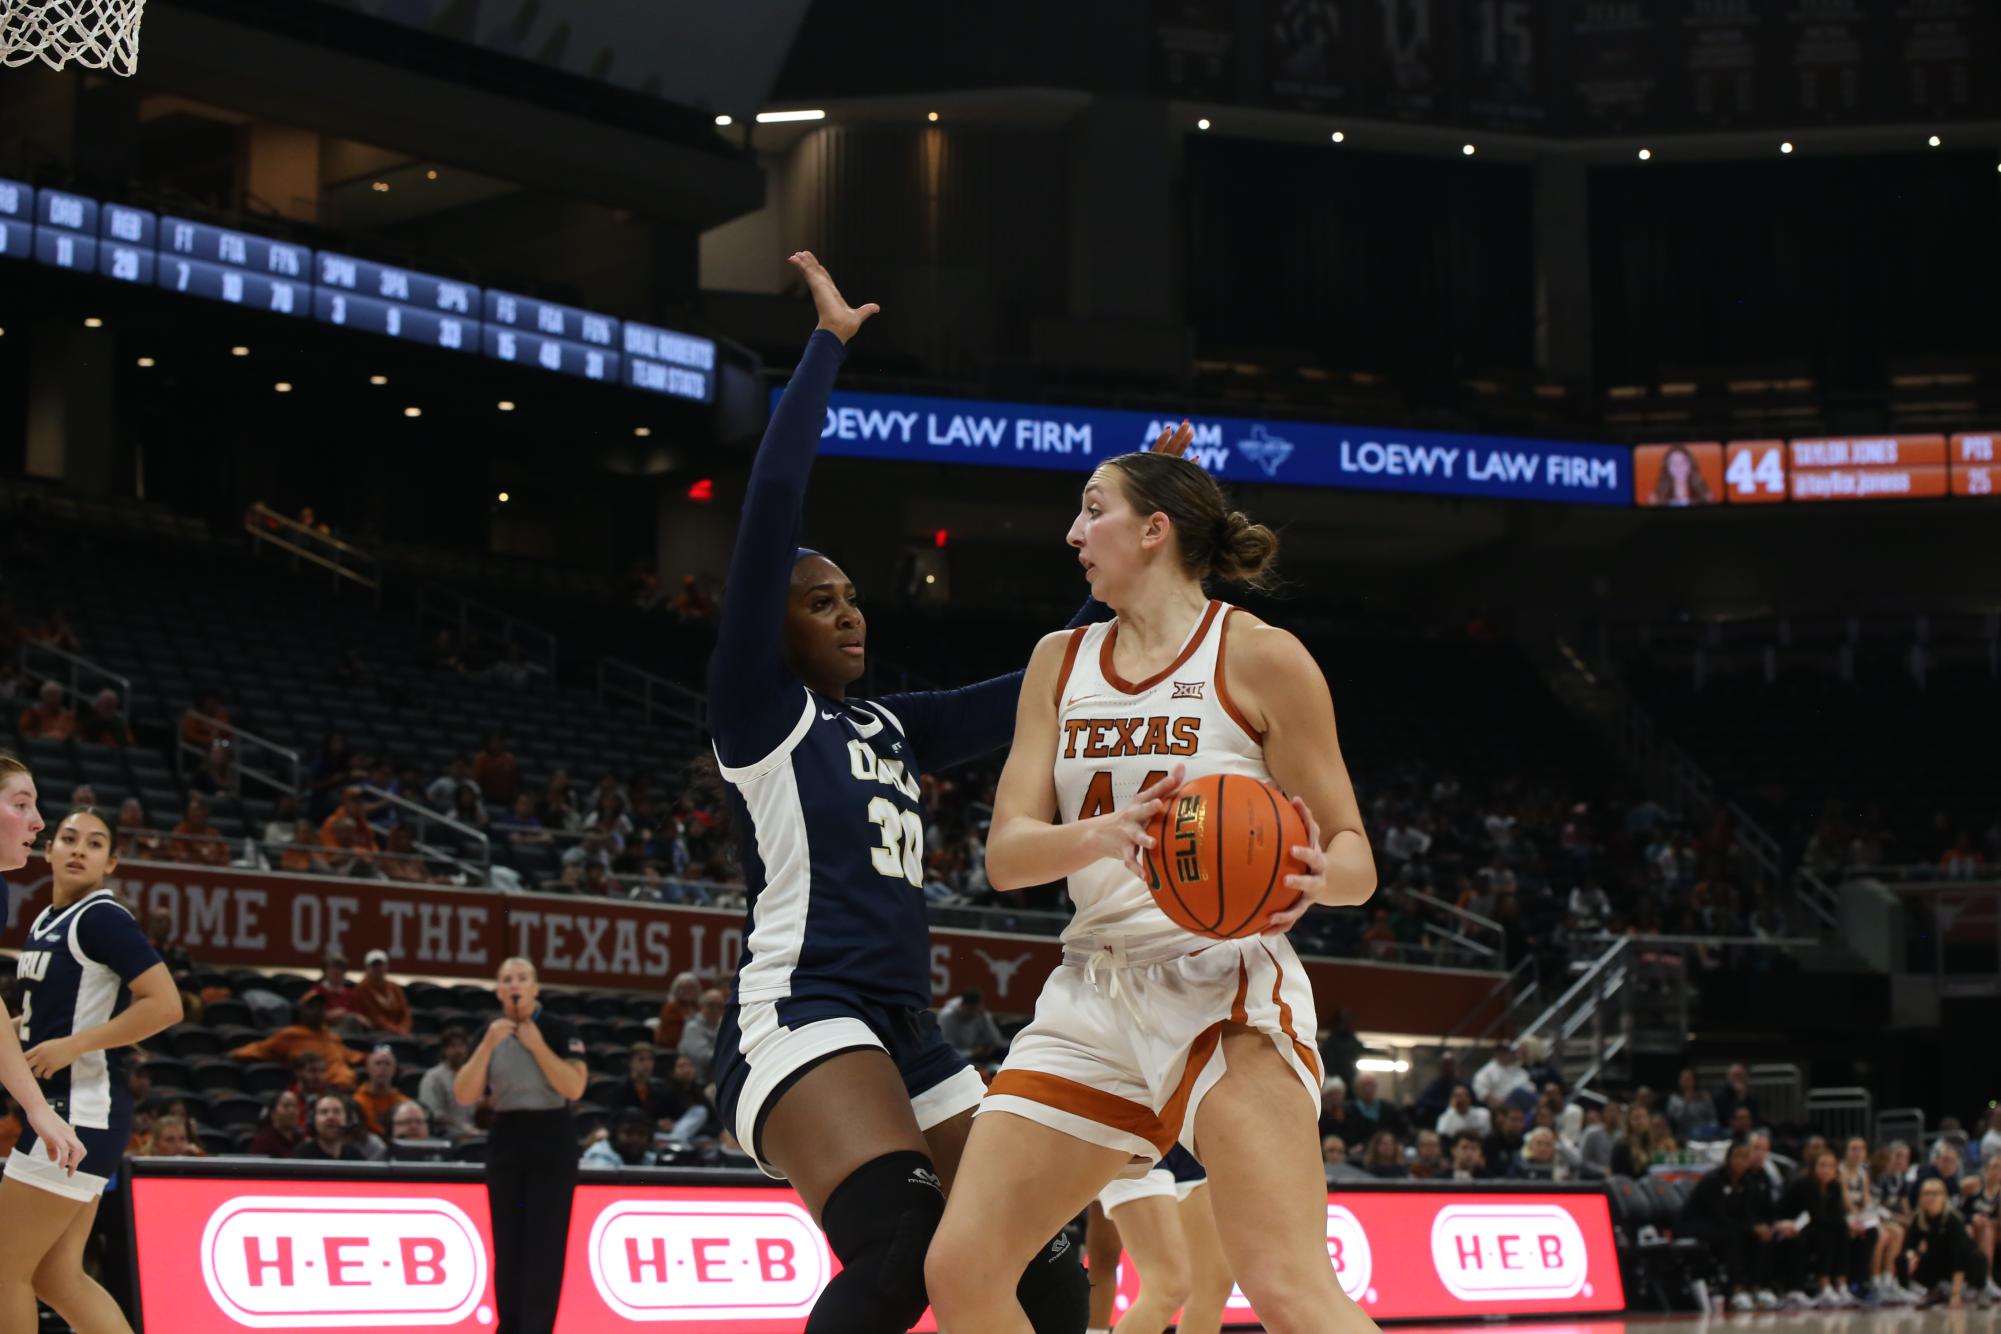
left=1208, top=509, right=1280, bottom=590
left=1102, top=452, right=1282, bottom=590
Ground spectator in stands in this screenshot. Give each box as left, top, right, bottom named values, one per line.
left=1609, top=1104, right=1657, bottom=1177
left=419, top=1027, right=479, bottom=1142
left=1749, top=1130, right=1786, bottom=1194
left=1361, top=1131, right=1407, bottom=1179
left=1715, top=1063, right=1758, bottom=1127
left=1578, top=1100, right=1620, bottom=1175
left=1911, top=1143, right=1965, bottom=1208
left=147, top=1114, right=202, bottom=1157
left=1844, top=1138, right=1910, bottom=1304
left=279, top=818, right=330, bottom=873
left=303, top=953, right=363, bottom=1026
left=351, top=949, right=412, bottom=1033
left=451, top=784, right=490, bottom=833
left=390, top=1101, right=431, bottom=1143
left=1968, top=1158, right=2001, bottom=1302
left=294, top=1093, right=367, bottom=1161
left=359, top=759, right=404, bottom=833
left=1983, top=1110, right=2001, bottom=1167
left=1668, top=1067, right=1718, bottom=1138
left=187, top=739, right=237, bottom=798
left=938, top=989, right=1005, bottom=1064
left=1513, top=1127, right=1568, bottom=1181
left=353, top=1046, right=412, bottom=1136
left=16, top=680, right=76, bottom=740
left=581, top=863, right=621, bottom=898
left=561, top=830, right=612, bottom=877
left=75, top=688, right=132, bottom=747
left=1775, top=1147, right=1852, bottom=1306
left=322, top=816, right=378, bottom=878
left=659, top=1053, right=719, bottom=1143
left=473, top=731, right=519, bottom=808
left=542, top=769, right=581, bottom=831
left=308, top=731, right=355, bottom=813
left=246, top=1089, right=306, bottom=1158
left=1685, top=1140, right=1782, bottom=1311
left=676, top=988, right=726, bottom=1079
left=653, top=973, right=701, bottom=1049
left=494, top=794, right=552, bottom=848
left=1905, top=1177, right=1986, bottom=1308
left=1409, top=1130, right=1446, bottom=1180
left=1413, top=1054, right=1460, bottom=1127
left=1473, top=1041, right=1536, bottom=1111
left=380, top=824, right=440, bottom=883
left=610, top=1043, right=670, bottom=1122
left=230, top=995, right=364, bottom=1087
left=426, top=756, right=478, bottom=812
left=1321, top=1136, right=1347, bottom=1170
left=321, top=786, right=380, bottom=854
left=1318, top=1009, right=1364, bottom=1088
left=181, top=692, right=232, bottom=749
left=1728, top=1105, right=1755, bottom=1141
left=585, top=793, right=635, bottom=855
left=290, top=1051, right=332, bottom=1104
left=1347, top=1072, right=1407, bottom=1142
left=672, top=575, right=714, bottom=623
left=1437, top=1083, right=1493, bottom=1140
left=168, top=795, right=230, bottom=866
left=260, top=795, right=301, bottom=850
left=1486, top=1105, right=1529, bottom=1176
left=1319, top=1080, right=1366, bottom=1144
left=115, top=797, right=162, bottom=860
left=1448, top=1134, right=1490, bottom=1181
left=582, top=1108, right=663, bottom=1168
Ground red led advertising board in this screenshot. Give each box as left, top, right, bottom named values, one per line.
left=130, top=1165, right=1623, bottom=1330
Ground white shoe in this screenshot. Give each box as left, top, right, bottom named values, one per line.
left=1755, top=1289, right=1782, bottom=1310
left=1984, top=1279, right=2001, bottom=1304
left=1876, top=1276, right=1915, bottom=1306
left=1810, top=1287, right=1841, bottom=1308
left=1781, top=1290, right=1811, bottom=1308
left=1902, top=1281, right=1929, bottom=1302
left=1830, top=1285, right=1857, bottom=1307
left=1731, top=1292, right=1756, bottom=1313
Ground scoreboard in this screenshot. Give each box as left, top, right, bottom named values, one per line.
left=0, top=176, right=716, bottom=405
left=1635, top=436, right=1995, bottom=508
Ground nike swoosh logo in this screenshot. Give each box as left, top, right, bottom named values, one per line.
left=1064, top=694, right=1109, bottom=710
left=821, top=710, right=841, bottom=721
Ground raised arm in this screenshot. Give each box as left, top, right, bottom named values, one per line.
left=983, top=631, right=1182, bottom=890
left=706, top=252, right=878, bottom=766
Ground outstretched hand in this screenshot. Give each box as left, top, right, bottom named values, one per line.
left=789, top=251, right=879, bottom=345
left=1149, top=420, right=1195, bottom=458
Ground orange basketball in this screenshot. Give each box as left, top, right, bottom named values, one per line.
left=1142, top=773, right=1308, bottom=939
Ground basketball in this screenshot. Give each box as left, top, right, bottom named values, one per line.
left=1142, top=773, right=1307, bottom=939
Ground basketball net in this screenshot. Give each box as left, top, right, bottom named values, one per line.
left=1, top=0, right=147, bottom=77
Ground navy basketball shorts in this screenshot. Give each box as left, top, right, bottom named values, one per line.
left=714, top=991, right=986, bottom=1179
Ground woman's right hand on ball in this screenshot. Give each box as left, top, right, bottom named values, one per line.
left=1085, top=765, right=1185, bottom=879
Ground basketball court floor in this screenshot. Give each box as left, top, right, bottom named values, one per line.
left=1330, top=1314, right=2000, bottom=1334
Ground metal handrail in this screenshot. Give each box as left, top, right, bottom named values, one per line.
left=243, top=502, right=382, bottom=599
left=175, top=711, right=302, bottom=797
left=18, top=638, right=133, bottom=715
left=597, top=657, right=706, bottom=730
left=1519, top=936, right=1633, bottom=1091
left=1440, top=953, right=1536, bottom=1046
left=359, top=783, right=490, bottom=876
left=416, top=585, right=557, bottom=681
left=1574, top=931, right=1822, bottom=949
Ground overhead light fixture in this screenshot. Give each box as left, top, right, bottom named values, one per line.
left=1462, top=143, right=1477, bottom=156
left=714, top=114, right=733, bottom=127
left=497, top=491, right=510, bottom=504
left=83, top=317, right=103, bottom=328
left=1928, top=134, right=1941, bottom=148
left=1330, top=131, right=1345, bottom=143
left=634, top=426, right=652, bottom=438
left=274, top=382, right=293, bottom=393
left=926, top=111, right=939, bottom=123
left=231, top=345, right=249, bottom=357
left=135, top=356, right=155, bottom=367
left=924, top=574, right=936, bottom=585
left=1355, top=1057, right=1411, bottom=1073
left=756, top=109, right=825, bottom=124
left=1780, top=141, right=1794, bottom=154
left=1637, top=148, right=1652, bottom=161
left=372, top=181, right=389, bottom=192
left=497, top=400, right=515, bottom=412
left=403, top=406, right=422, bottom=418
left=1197, top=118, right=1211, bottom=131
left=368, top=375, right=387, bottom=386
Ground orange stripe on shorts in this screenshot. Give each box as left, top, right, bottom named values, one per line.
left=987, top=1069, right=1174, bottom=1155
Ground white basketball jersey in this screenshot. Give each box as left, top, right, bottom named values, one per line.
left=1051, top=600, right=1270, bottom=952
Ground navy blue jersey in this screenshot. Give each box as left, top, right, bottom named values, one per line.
left=16, top=889, right=161, bottom=1130
left=707, top=330, right=1107, bottom=1008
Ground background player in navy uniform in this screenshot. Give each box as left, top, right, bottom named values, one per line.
left=0, top=756, right=88, bottom=1182
left=706, top=254, right=1190, bottom=1332
left=0, top=807, right=181, bottom=1333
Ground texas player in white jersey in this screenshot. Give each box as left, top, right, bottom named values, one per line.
left=927, top=449, right=1379, bottom=1334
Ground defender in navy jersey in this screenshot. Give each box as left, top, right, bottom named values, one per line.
left=703, top=253, right=1174, bottom=1333
left=0, top=808, right=181, bottom=1333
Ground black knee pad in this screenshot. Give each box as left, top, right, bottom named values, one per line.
left=807, top=1150, right=944, bottom=1333
left=1017, top=1226, right=1091, bottom=1334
